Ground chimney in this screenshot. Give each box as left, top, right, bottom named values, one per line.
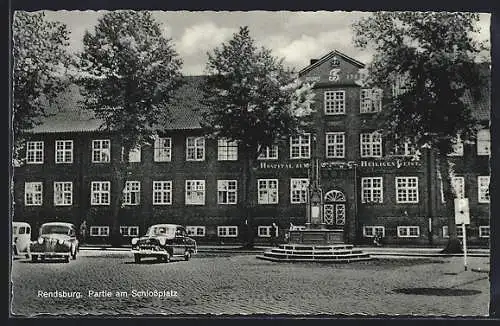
left=310, top=59, right=318, bottom=65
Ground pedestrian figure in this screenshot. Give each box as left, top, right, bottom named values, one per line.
left=79, top=220, right=87, bottom=243
left=270, top=222, right=278, bottom=247
left=373, top=233, right=382, bottom=247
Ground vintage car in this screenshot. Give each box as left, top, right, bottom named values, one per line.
left=131, top=224, right=197, bottom=263
left=12, top=222, right=31, bottom=258
left=29, top=222, right=79, bottom=263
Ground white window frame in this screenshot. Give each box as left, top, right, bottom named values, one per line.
left=154, top=137, right=172, bottom=162
left=55, top=140, right=73, bottom=164
left=479, top=226, right=490, bottom=238
left=442, top=225, right=464, bottom=238
left=217, top=180, right=238, bottom=205
left=26, top=141, right=44, bottom=164
left=258, top=145, right=278, bottom=160
left=324, top=90, right=345, bottom=115
left=186, top=137, right=205, bottom=161
left=395, top=177, right=419, bottom=203
left=54, top=181, right=73, bottom=206
left=217, top=138, right=238, bottom=161
left=258, top=225, right=279, bottom=238
left=25, top=182, right=43, bottom=206
left=325, top=132, right=345, bottom=158
left=120, top=226, right=139, bottom=237
left=478, top=176, right=490, bottom=203
left=451, top=176, right=465, bottom=199
left=186, top=226, right=206, bottom=237
left=91, top=181, right=111, bottom=206
left=360, top=132, right=382, bottom=158
left=217, top=226, right=238, bottom=237
left=290, top=134, right=311, bottom=159
left=361, top=177, right=383, bottom=203
left=362, top=226, right=385, bottom=238
left=90, top=226, right=110, bottom=237
left=290, top=178, right=309, bottom=204
left=397, top=226, right=420, bottom=238
left=185, top=180, right=205, bottom=205
left=360, top=88, right=382, bottom=113
left=392, top=139, right=417, bottom=157
left=123, top=181, right=141, bottom=206
left=258, top=179, right=279, bottom=204
left=92, top=139, right=111, bottom=163
left=152, top=181, right=172, bottom=205
left=477, top=129, right=490, bottom=156
left=447, top=135, right=464, bottom=157
left=124, top=146, right=141, bottom=163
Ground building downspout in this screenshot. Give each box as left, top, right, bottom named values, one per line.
left=353, top=163, right=359, bottom=244
left=426, top=148, right=434, bottom=246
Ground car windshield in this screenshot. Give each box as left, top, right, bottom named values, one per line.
left=40, top=225, right=71, bottom=235
left=146, top=226, right=175, bottom=237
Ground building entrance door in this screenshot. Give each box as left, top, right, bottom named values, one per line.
left=323, top=190, right=346, bottom=227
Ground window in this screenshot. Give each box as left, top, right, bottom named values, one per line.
left=360, top=88, right=382, bottom=113
left=290, top=178, right=309, bottom=204
left=258, top=179, right=279, bottom=204
left=154, top=137, right=172, bottom=162
left=442, top=225, right=464, bottom=238
left=479, top=226, right=490, bottom=238
left=123, top=181, right=140, bottom=205
left=218, top=139, right=238, bottom=161
left=186, top=137, right=205, bottom=161
left=451, top=177, right=465, bottom=199
left=217, top=180, right=237, bottom=204
left=477, top=129, right=490, bottom=156
left=361, top=177, right=383, bottom=203
left=447, top=135, right=463, bottom=156
left=153, top=181, right=172, bottom=205
left=92, top=140, right=110, bottom=163
left=120, top=226, right=139, bottom=237
left=26, top=141, right=44, bottom=164
left=25, top=182, right=43, bottom=206
left=90, top=226, right=109, bottom=237
left=217, top=226, right=238, bottom=237
left=395, top=177, right=419, bottom=203
left=324, top=90, right=345, bottom=115
left=54, top=182, right=73, bottom=206
left=397, top=226, right=420, bottom=238
left=123, top=147, right=141, bottom=162
left=290, top=134, right=310, bottom=159
left=258, top=225, right=278, bottom=238
left=363, top=226, right=385, bottom=238
left=185, top=180, right=205, bottom=205
left=478, top=176, right=490, bottom=203
left=325, top=132, right=345, bottom=158
left=55, top=140, right=73, bottom=163
left=91, top=181, right=110, bottom=205
left=391, top=138, right=418, bottom=157
left=360, top=132, right=382, bottom=158
left=258, top=145, right=278, bottom=160
left=186, top=226, right=206, bottom=237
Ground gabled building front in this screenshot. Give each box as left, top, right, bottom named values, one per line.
left=13, top=50, right=490, bottom=247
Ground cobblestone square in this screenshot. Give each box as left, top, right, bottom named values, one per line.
left=11, top=251, right=490, bottom=316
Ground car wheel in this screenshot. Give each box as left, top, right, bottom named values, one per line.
left=163, top=252, right=171, bottom=263
left=71, top=245, right=77, bottom=260
left=13, top=245, right=18, bottom=256
left=31, top=255, right=38, bottom=262
left=134, top=254, right=141, bottom=263
left=40, top=255, right=46, bottom=262
left=64, top=255, right=70, bottom=263
left=184, top=250, right=191, bottom=261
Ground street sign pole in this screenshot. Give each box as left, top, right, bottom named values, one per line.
left=462, top=222, right=467, bottom=271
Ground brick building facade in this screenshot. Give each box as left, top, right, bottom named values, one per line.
left=13, top=50, right=490, bottom=246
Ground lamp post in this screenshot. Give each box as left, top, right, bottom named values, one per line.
left=307, top=134, right=323, bottom=228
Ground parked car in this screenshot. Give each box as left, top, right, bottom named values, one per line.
left=12, top=222, right=31, bottom=258
left=131, top=224, right=197, bottom=263
left=30, top=222, right=79, bottom=263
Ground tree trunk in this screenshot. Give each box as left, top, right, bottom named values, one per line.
left=438, top=152, right=462, bottom=253
left=240, top=148, right=255, bottom=249
left=110, top=146, right=131, bottom=247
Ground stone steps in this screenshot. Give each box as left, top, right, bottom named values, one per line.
left=257, top=244, right=371, bottom=263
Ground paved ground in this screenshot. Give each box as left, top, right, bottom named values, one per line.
left=10, top=251, right=490, bottom=316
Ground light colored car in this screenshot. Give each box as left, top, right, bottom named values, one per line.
left=29, top=222, right=79, bottom=263
left=131, top=224, right=197, bottom=263
left=12, top=222, right=31, bottom=258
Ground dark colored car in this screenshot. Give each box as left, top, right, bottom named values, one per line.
left=29, top=222, right=79, bottom=263
left=131, top=224, right=197, bottom=263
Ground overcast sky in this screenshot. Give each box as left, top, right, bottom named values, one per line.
left=41, top=11, right=491, bottom=76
